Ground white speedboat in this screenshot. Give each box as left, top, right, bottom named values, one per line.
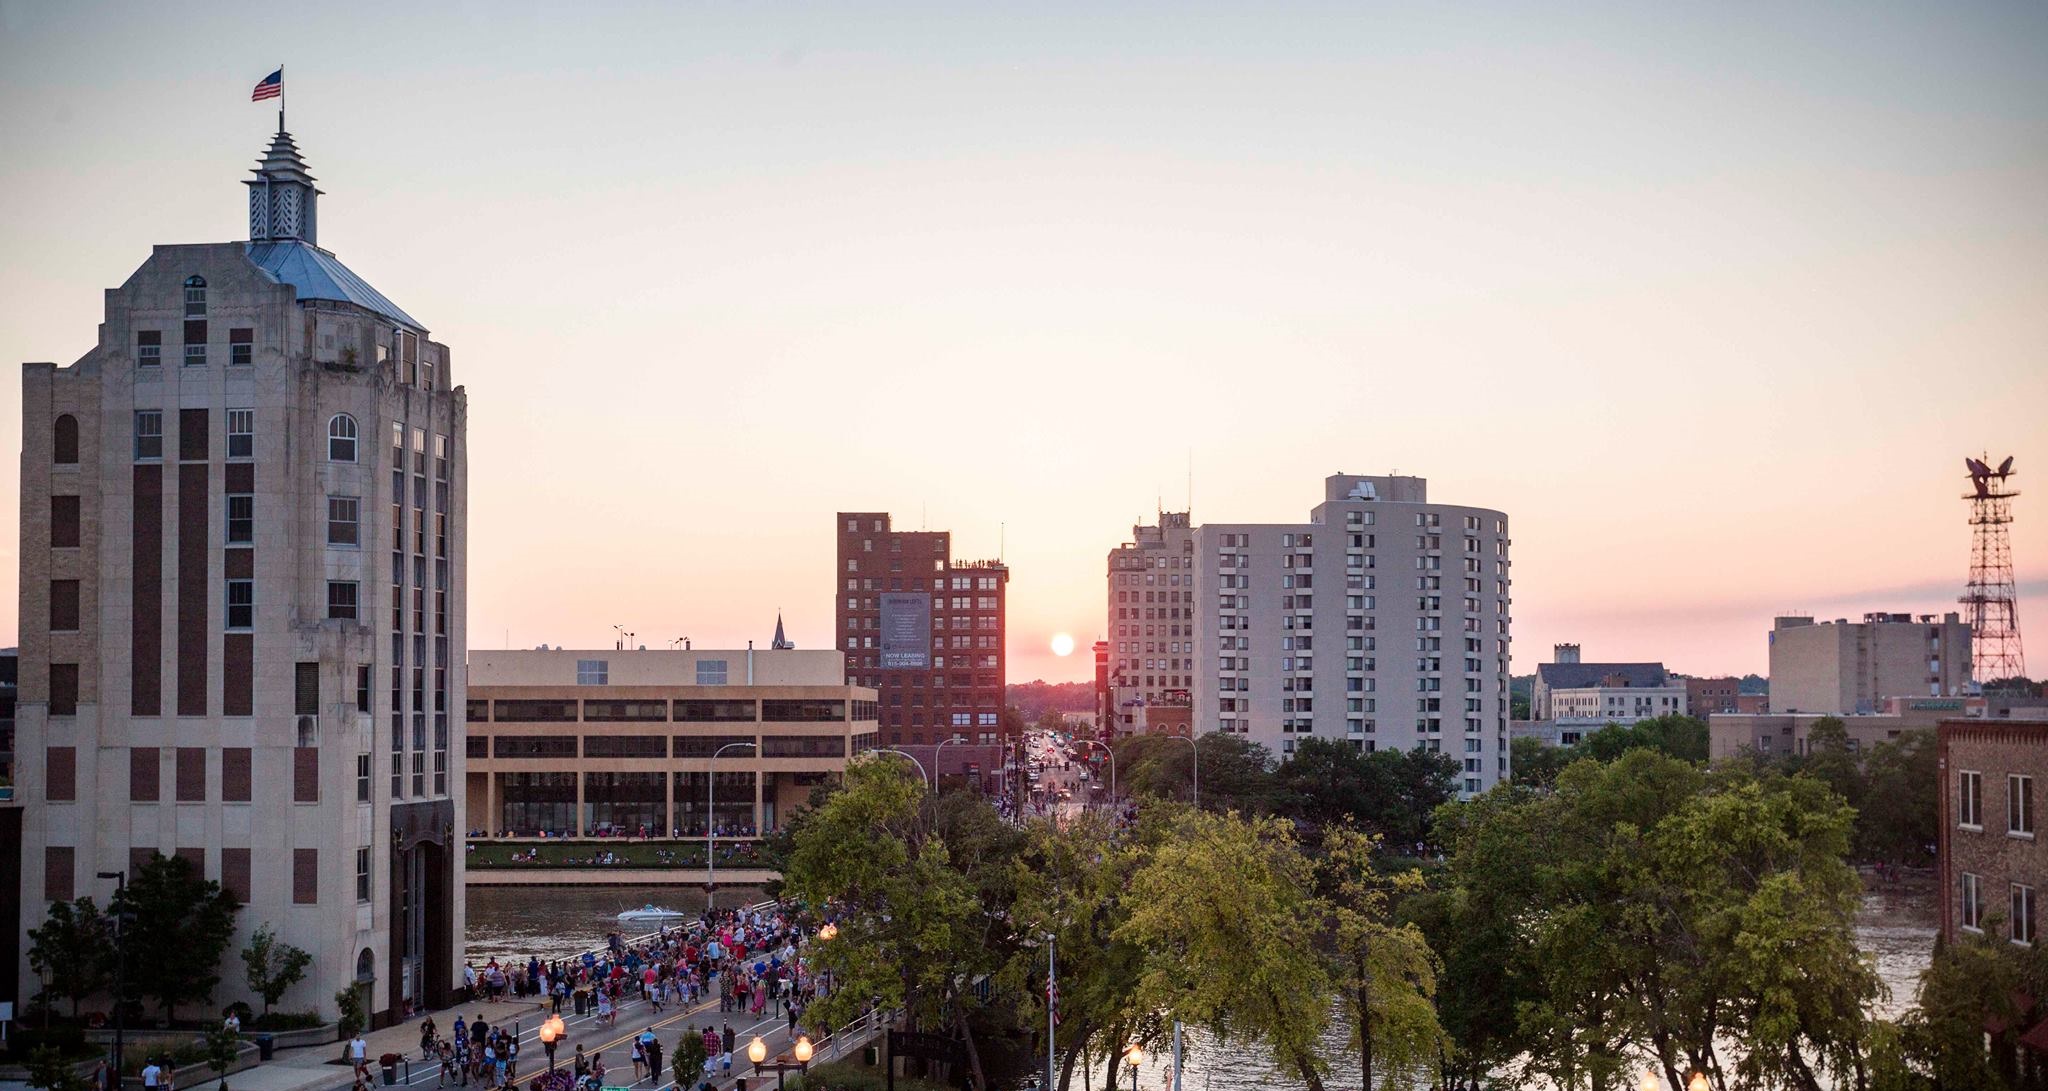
left=616, top=904, right=689, bottom=924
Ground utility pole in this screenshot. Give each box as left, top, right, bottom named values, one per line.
left=97, top=870, right=128, bottom=1089
left=1045, top=934, right=1056, bottom=1091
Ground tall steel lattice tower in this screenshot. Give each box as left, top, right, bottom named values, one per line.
left=1961, top=454, right=2027, bottom=687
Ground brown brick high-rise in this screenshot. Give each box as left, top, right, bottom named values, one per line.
left=835, top=513, right=1007, bottom=746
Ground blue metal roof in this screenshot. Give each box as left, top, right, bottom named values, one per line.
left=245, top=240, right=423, bottom=331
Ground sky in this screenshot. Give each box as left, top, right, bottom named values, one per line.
left=2, top=1, right=2045, bottom=685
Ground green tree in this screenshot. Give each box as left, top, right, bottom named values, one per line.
left=26, top=1043, right=92, bottom=1091
left=781, top=756, right=1024, bottom=1091
left=26, top=897, right=112, bottom=1018
left=334, top=985, right=366, bottom=1047
left=1117, top=732, right=1280, bottom=812
left=1856, top=731, right=1937, bottom=864
left=1509, top=736, right=1573, bottom=791
left=204, top=1021, right=243, bottom=1091
left=241, top=924, right=312, bottom=1016
left=1118, top=808, right=1335, bottom=1091
left=673, top=1031, right=708, bottom=1089
left=1318, top=828, right=1450, bottom=1090
left=1008, top=810, right=1151, bottom=1091
left=112, top=853, right=240, bottom=1023
left=1430, top=753, right=1882, bottom=1091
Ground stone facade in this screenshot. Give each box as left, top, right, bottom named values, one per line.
left=13, top=130, right=466, bottom=1026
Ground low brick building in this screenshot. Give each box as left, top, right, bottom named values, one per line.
left=1937, top=718, right=2048, bottom=947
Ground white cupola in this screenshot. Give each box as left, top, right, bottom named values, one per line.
left=245, top=129, right=322, bottom=245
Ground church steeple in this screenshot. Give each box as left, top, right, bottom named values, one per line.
left=245, top=129, right=322, bottom=245
left=771, top=613, right=794, bottom=650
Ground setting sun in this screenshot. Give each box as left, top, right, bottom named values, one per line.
left=1050, top=633, right=1076, bottom=657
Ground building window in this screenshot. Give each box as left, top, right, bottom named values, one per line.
left=53, top=415, right=79, bottom=464
left=227, top=494, right=253, bottom=544
left=223, top=409, right=255, bottom=460
left=50, top=495, right=80, bottom=548
left=328, top=414, right=358, bottom=462
left=137, top=330, right=161, bottom=367
left=225, top=579, right=254, bottom=630
left=135, top=410, right=163, bottom=460
left=576, top=659, right=608, bottom=686
left=2012, top=775, right=2036, bottom=837
left=1962, top=872, right=1983, bottom=931
left=696, top=660, right=729, bottom=686
left=229, top=327, right=252, bottom=366
left=1960, top=770, right=1984, bottom=829
left=49, top=664, right=79, bottom=716
left=327, top=496, right=360, bottom=546
left=183, top=275, right=206, bottom=317
left=328, top=581, right=359, bottom=620
left=356, top=847, right=371, bottom=903
left=357, top=754, right=371, bottom=802
left=184, top=325, right=207, bottom=367
left=50, top=579, right=80, bottom=631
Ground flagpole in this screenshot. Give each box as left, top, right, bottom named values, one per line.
left=277, top=63, right=285, bottom=132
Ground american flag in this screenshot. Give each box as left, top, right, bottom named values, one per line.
left=1046, top=977, right=1060, bottom=1027
left=251, top=69, right=282, bottom=102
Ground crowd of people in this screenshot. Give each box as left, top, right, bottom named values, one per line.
left=435, top=902, right=835, bottom=1090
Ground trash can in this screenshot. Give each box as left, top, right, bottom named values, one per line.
left=573, top=990, right=588, bottom=1015
left=255, top=1034, right=276, bottom=1061
left=863, top=1044, right=880, bottom=1066
left=380, top=1059, right=399, bottom=1086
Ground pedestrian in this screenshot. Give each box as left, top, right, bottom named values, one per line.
left=141, top=1058, right=163, bottom=1091
left=350, top=1033, right=369, bottom=1077
left=629, top=1039, right=644, bottom=1082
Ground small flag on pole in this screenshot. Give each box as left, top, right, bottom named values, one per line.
left=251, top=69, right=282, bottom=102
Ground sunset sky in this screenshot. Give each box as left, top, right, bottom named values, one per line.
left=2, top=2, right=2044, bottom=685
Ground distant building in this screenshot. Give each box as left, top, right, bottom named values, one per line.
left=465, top=645, right=876, bottom=839
left=1191, top=474, right=1513, bottom=794
left=835, top=514, right=1008, bottom=746
left=1686, top=676, right=1743, bottom=718
left=1104, top=512, right=1197, bottom=737
left=1707, top=706, right=1957, bottom=761
left=1531, top=644, right=1673, bottom=722
left=1769, top=613, right=1973, bottom=715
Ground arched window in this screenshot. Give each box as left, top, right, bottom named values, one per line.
left=53, top=415, right=78, bottom=465
left=355, top=948, right=376, bottom=982
left=183, top=275, right=207, bottom=318
left=328, top=414, right=358, bottom=462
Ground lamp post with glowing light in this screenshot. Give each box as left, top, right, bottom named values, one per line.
left=1641, top=1069, right=1713, bottom=1091
left=746, top=1034, right=812, bottom=1089
left=1119, top=1043, right=1144, bottom=1090
left=538, top=1013, right=565, bottom=1070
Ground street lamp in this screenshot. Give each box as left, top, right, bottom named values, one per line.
left=817, top=922, right=838, bottom=942
left=538, top=1013, right=565, bottom=1070
left=745, top=1034, right=811, bottom=1089
left=933, top=734, right=970, bottom=792
left=1069, top=738, right=1116, bottom=808
left=96, top=870, right=127, bottom=1088
left=1689, top=1074, right=1710, bottom=1091
left=1163, top=732, right=1200, bottom=808
left=868, top=747, right=931, bottom=786
left=706, top=740, right=757, bottom=909
left=1120, top=1043, right=1144, bottom=1090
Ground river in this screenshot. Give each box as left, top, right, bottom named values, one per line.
left=465, top=883, right=1937, bottom=1090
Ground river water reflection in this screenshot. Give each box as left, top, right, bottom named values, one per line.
left=465, top=883, right=1937, bottom=1090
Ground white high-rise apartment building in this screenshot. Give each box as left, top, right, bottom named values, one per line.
left=12, top=126, right=467, bottom=1025
left=1193, top=474, right=1512, bottom=794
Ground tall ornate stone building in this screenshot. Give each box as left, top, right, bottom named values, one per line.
left=13, top=127, right=467, bottom=1024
